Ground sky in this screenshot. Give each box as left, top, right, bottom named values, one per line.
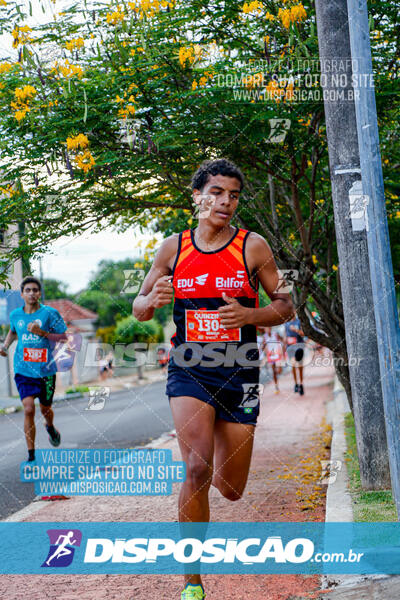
left=0, top=0, right=60, bottom=60
left=30, top=227, right=161, bottom=294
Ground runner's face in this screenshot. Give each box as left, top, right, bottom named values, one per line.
left=21, top=284, right=41, bottom=305
left=193, top=174, right=241, bottom=226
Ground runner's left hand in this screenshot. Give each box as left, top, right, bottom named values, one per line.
left=218, top=293, right=250, bottom=329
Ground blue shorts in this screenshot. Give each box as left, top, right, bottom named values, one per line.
left=14, top=373, right=56, bottom=406
left=166, top=366, right=260, bottom=425
left=287, top=343, right=305, bottom=366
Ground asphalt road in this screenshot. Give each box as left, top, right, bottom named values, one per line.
left=0, top=381, right=173, bottom=521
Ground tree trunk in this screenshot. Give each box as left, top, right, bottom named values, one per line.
left=333, top=354, right=352, bottom=412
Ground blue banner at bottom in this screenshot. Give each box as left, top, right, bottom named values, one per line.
left=1, top=522, right=399, bottom=574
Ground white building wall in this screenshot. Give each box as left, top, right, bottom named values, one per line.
left=0, top=224, right=23, bottom=290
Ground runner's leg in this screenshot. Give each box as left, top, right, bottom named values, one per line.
left=40, top=403, right=54, bottom=427
left=22, top=396, right=36, bottom=451
left=169, top=396, right=215, bottom=588
left=272, top=363, right=278, bottom=386
left=170, top=396, right=215, bottom=520
left=212, top=421, right=255, bottom=501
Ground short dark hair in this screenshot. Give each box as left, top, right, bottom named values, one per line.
left=21, top=276, right=41, bottom=292
left=191, top=158, right=245, bottom=192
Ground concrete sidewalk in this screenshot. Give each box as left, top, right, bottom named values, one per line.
left=1, top=365, right=335, bottom=600
left=86, top=367, right=168, bottom=393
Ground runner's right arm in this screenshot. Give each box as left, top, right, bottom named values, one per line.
left=0, top=329, right=17, bottom=356
left=132, top=235, right=179, bottom=322
left=26, top=322, right=68, bottom=343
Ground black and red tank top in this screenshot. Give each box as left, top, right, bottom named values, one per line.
left=169, top=227, right=259, bottom=386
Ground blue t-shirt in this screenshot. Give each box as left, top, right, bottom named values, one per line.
left=285, top=318, right=304, bottom=344
left=10, top=304, right=67, bottom=378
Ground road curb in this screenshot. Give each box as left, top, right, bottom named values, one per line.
left=322, top=574, right=400, bottom=598
left=3, top=498, right=49, bottom=522
left=325, top=380, right=353, bottom=522
left=322, top=379, right=393, bottom=596
left=0, top=392, right=84, bottom=415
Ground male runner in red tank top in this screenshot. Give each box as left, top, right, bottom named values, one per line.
left=133, top=159, right=294, bottom=599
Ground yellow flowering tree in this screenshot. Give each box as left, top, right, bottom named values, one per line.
left=0, top=0, right=398, bottom=390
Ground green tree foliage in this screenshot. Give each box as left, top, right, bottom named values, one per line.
left=76, top=258, right=137, bottom=326
left=88, top=258, right=138, bottom=296
left=114, top=315, right=163, bottom=344
left=43, top=277, right=72, bottom=300
left=74, top=257, right=173, bottom=327
left=76, top=289, right=119, bottom=326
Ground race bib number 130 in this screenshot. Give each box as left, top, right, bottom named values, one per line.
left=185, top=310, right=241, bottom=342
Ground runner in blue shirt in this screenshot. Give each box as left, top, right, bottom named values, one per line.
left=0, top=276, right=68, bottom=463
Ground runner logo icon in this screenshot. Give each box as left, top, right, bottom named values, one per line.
left=41, top=529, right=82, bottom=567
left=86, top=387, right=110, bottom=410
left=121, top=269, right=145, bottom=294
left=239, top=383, right=264, bottom=412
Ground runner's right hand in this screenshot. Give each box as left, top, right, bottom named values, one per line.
left=149, top=275, right=174, bottom=308
left=0, top=346, right=7, bottom=357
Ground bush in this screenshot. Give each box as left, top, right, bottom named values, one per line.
left=65, top=385, right=90, bottom=394
left=114, top=316, right=163, bottom=344
left=96, top=325, right=116, bottom=344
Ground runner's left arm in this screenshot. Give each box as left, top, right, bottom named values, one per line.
left=219, top=233, right=294, bottom=329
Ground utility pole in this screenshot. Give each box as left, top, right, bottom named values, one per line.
left=347, top=0, right=400, bottom=517
left=314, top=0, right=390, bottom=489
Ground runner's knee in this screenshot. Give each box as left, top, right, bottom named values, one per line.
left=222, top=488, right=243, bottom=502
left=186, top=454, right=213, bottom=488
left=214, top=477, right=243, bottom=501
left=24, top=404, right=35, bottom=418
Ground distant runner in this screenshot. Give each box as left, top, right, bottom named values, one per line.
left=285, top=315, right=306, bottom=395
left=0, top=276, right=68, bottom=463
left=133, top=158, right=294, bottom=599
left=157, top=347, right=169, bottom=376
left=263, top=326, right=284, bottom=394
